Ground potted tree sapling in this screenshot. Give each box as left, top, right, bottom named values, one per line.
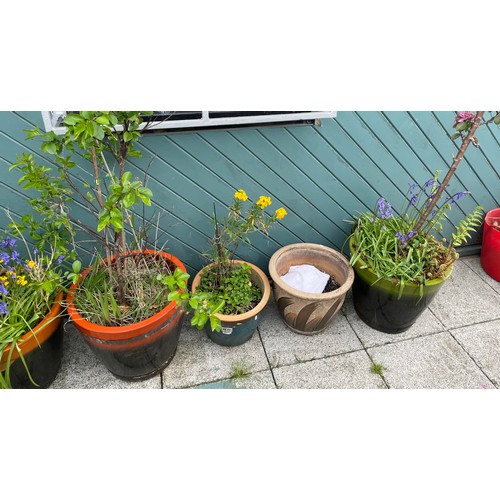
left=14, top=112, right=188, bottom=380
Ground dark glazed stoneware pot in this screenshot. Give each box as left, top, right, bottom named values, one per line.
left=66, top=250, right=185, bottom=380
left=349, top=239, right=452, bottom=333
left=192, top=261, right=271, bottom=347
left=268, top=243, right=354, bottom=335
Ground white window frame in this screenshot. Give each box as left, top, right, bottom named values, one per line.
left=41, top=111, right=337, bottom=135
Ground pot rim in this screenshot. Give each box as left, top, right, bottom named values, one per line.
left=485, top=207, right=500, bottom=225
left=348, top=237, right=453, bottom=287
left=268, top=243, right=355, bottom=300
left=66, top=249, right=186, bottom=339
left=191, top=260, right=271, bottom=322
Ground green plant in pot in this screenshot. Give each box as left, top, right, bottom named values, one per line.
left=161, top=189, right=287, bottom=347
left=347, top=111, right=500, bottom=333
left=12, top=111, right=188, bottom=380
left=0, top=233, right=69, bottom=389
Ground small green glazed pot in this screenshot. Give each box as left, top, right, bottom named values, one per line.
left=349, top=239, right=452, bottom=333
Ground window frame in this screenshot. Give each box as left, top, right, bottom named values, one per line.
left=41, top=111, right=337, bottom=135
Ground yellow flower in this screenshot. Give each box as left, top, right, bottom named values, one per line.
left=17, top=275, right=27, bottom=286
left=256, top=196, right=272, bottom=209
left=275, top=207, right=287, bottom=220
left=234, top=189, right=248, bottom=202
left=27, top=260, right=35, bottom=269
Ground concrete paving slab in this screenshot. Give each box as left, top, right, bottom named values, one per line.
left=51, top=322, right=161, bottom=389
left=272, top=350, right=387, bottom=389
left=367, top=331, right=491, bottom=389
left=462, top=256, right=500, bottom=296
left=191, top=370, right=276, bottom=389
left=162, top=318, right=270, bottom=389
left=429, top=259, right=500, bottom=329
left=451, top=319, right=500, bottom=388
left=259, top=300, right=363, bottom=368
left=344, top=292, right=446, bottom=348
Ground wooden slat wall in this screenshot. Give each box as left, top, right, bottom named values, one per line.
left=1, top=111, right=499, bottom=275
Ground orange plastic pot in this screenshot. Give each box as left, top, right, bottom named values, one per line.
left=1, top=291, right=64, bottom=388
left=66, top=250, right=185, bottom=380
left=480, top=208, right=500, bottom=282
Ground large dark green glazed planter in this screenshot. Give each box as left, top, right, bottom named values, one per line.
left=192, top=261, right=271, bottom=347
left=350, top=240, right=452, bottom=334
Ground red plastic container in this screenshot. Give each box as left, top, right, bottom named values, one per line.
left=480, top=208, right=500, bottom=282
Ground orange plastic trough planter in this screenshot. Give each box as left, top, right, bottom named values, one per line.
left=1, top=290, right=64, bottom=388
left=66, top=250, right=186, bottom=381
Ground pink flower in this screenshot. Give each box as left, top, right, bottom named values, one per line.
left=453, top=111, right=476, bottom=126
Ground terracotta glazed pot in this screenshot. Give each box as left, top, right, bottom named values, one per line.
left=1, top=290, right=64, bottom=389
left=66, top=250, right=185, bottom=380
left=191, top=260, right=271, bottom=347
left=480, top=208, right=500, bottom=282
left=349, top=239, right=452, bottom=333
left=269, top=243, right=354, bottom=335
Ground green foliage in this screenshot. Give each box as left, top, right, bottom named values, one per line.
left=349, top=172, right=483, bottom=288
left=8, top=152, right=75, bottom=259
left=209, top=189, right=286, bottom=289
left=370, top=363, right=385, bottom=375
left=196, top=262, right=262, bottom=315
left=156, top=267, right=224, bottom=331
left=450, top=206, right=484, bottom=248
left=229, top=357, right=254, bottom=379
left=158, top=189, right=287, bottom=331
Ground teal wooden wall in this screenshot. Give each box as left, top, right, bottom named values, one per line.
left=1, top=111, right=500, bottom=275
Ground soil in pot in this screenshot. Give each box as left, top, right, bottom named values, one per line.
left=322, top=276, right=340, bottom=293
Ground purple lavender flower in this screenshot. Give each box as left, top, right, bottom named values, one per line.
left=0, top=252, right=9, bottom=263
left=376, top=197, right=393, bottom=219
left=0, top=283, right=8, bottom=296
left=410, top=194, right=419, bottom=207
left=407, top=230, right=417, bottom=239
left=57, top=255, right=65, bottom=265
left=0, top=301, right=8, bottom=315
left=0, top=237, right=16, bottom=249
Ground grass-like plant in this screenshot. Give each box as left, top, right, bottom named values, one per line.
left=229, top=357, right=254, bottom=379
left=348, top=111, right=498, bottom=291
